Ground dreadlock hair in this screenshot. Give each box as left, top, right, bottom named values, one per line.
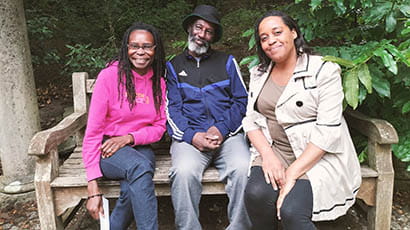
left=254, top=10, right=314, bottom=72
left=109, top=22, right=165, bottom=113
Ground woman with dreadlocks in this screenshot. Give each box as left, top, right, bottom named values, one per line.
left=82, top=22, right=166, bottom=230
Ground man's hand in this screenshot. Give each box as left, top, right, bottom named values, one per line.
left=100, top=134, right=133, bottom=158
left=192, top=132, right=219, bottom=151
left=205, top=126, right=223, bottom=145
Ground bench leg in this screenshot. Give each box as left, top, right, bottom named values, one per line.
left=367, top=173, right=394, bottom=230
left=35, top=180, right=64, bottom=229
left=34, top=150, right=64, bottom=230
left=366, top=140, right=395, bottom=230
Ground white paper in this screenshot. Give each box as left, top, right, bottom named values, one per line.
left=99, top=196, right=110, bottom=230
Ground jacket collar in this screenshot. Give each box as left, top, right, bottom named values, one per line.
left=292, top=53, right=315, bottom=79
left=276, top=54, right=315, bottom=107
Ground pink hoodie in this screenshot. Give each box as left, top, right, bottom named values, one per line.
left=82, top=62, right=166, bottom=181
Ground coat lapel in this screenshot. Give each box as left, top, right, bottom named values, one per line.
left=250, top=62, right=272, bottom=103
left=276, top=54, right=315, bottom=107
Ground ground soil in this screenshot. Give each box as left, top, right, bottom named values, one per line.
left=1, top=73, right=410, bottom=230
left=1, top=187, right=410, bottom=229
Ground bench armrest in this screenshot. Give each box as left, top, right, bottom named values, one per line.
left=28, top=112, right=87, bottom=156
left=345, top=109, right=398, bottom=144
left=345, top=108, right=398, bottom=174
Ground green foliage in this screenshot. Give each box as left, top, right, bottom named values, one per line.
left=26, top=8, right=61, bottom=67
left=239, top=29, right=259, bottom=68
left=63, top=40, right=117, bottom=78
left=166, top=40, right=187, bottom=61
left=24, top=0, right=192, bottom=79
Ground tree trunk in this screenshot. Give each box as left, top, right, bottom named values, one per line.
left=0, top=0, right=40, bottom=193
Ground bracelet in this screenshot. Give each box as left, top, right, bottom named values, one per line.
left=87, top=193, right=103, bottom=200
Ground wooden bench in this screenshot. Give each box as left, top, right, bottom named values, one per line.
left=29, top=72, right=398, bottom=230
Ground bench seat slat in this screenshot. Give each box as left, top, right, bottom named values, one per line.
left=52, top=149, right=377, bottom=188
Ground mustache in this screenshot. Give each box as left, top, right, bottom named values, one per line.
left=189, top=35, right=209, bottom=46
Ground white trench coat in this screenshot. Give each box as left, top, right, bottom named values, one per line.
left=242, top=54, right=362, bottom=221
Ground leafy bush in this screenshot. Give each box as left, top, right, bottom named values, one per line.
left=63, top=40, right=117, bottom=78
left=26, top=8, right=61, bottom=67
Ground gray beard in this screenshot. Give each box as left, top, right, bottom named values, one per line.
left=187, top=34, right=209, bottom=56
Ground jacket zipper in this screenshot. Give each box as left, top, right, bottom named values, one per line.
left=196, top=58, right=212, bottom=126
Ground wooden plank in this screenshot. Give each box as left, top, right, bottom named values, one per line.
left=86, top=79, right=96, bottom=94
left=357, top=177, right=376, bottom=206
left=52, top=166, right=222, bottom=187
left=53, top=180, right=227, bottom=216
left=34, top=148, right=64, bottom=229
left=367, top=141, right=394, bottom=230
left=73, top=72, right=89, bottom=113
left=345, top=109, right=398, bottom=144
left=361, top=165, right=378, bottom=178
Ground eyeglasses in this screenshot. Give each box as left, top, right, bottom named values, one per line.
left=127, top=43, right=156, bottom=52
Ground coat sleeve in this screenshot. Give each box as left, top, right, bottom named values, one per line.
left=309, top=61, right=345, bottom=153
left=214, top=56, right=248, bottom=137
left=242, top=65, right=262, bottom=133
left=165, top=61, right=201, bottom=144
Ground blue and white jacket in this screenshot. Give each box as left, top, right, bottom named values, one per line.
left=166, top=49, right=248, bottom=144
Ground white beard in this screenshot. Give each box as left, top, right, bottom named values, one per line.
left=187, top=33, right=209, bottom=56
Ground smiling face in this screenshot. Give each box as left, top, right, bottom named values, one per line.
left=127, top=29, right=155, bottom=75
left=258, top=16, right=297, bottom=64
left=187, top=19, right=215, bottom=57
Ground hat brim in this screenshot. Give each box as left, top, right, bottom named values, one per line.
left=182, top=14, right=223, bottom=43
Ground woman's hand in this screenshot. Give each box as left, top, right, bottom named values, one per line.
left=261, top=153, right=286, bottom=190
left=100, top=134, right=134, bottom=158
left=276, top=176, right=296, bottom=220
left=86, top=180, right=103, bottom=220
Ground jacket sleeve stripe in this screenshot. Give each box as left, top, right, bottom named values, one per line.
left=228, top=56, right=248, bottom=92
left=165, top=61, right=185, bottom=140
left=165, top=95, right=184, bottom=140
left=229, top=124, right=243, bottom=136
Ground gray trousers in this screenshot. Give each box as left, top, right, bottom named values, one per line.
left=169, top=133, right=251, bottom=230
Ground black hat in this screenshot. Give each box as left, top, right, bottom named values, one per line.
left=182, top=5, right=223, bottom=43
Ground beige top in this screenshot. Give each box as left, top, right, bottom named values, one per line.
left=254, top=77, right=308, bottom=179
left=254, top=78, right=294, bottom=166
